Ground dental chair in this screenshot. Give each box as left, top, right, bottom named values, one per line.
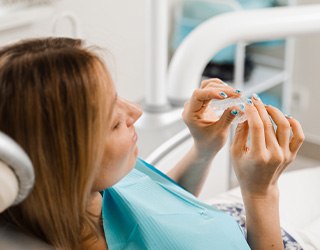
left=0, top=132, right=53, bottom=249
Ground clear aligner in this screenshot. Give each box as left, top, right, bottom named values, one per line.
left=210, top=95, right=248, bottom=125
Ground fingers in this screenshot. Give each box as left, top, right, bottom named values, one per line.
left=251, top=94, right=278, bottom=148
left=265, top=105, right=291, bottom=149
left=217, top=104, right=245, bottom=125
left=264, top=105, right=304, bottom=154
left=188, top=85, right=241, bottom=113
left=287, top=116, right=305, bottom=154
left=200, top=78, right=224, bottom=88
left=244, top=99, right=266, bottom=153
left=187, top=88, right=223, bottom=113
left=200, top=78, right=242, bottom=98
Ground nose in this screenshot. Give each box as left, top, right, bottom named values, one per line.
left=125, top=100, right=143, bottom=127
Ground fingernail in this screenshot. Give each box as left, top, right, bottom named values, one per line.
left=234, top=89, right=241, bottom=94
left=238, top=104, right=245, bottom=111
left=231, top=109, right=239, bottom=116
left=246, top=98, right=253, bottom=105
left=219, top=92, right=228, bottom=98
left=265, top=104, right=272, bottom=108
left=252, top=93, right=261, bottom=101
left=285, top=114, right=293, bottom=119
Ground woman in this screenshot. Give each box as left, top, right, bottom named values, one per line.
left=0, top=38, right=304, bottom=249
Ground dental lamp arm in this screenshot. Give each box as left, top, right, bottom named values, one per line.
left=167, top=4, right=320, bottom=105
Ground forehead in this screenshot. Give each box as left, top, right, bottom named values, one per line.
left=94, top=58, right=115, bottom=93
left=91, top=57, right=116, bottom=119
left=103, top=68, right=118, bottom=120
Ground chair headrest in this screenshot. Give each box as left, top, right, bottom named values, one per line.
left=0, top=132, right=34, bottom=212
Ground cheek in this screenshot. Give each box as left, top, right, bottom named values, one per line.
left=92, top=136, right=137, bottom=190
left=93, top=163, right=132, bottom=190
left=109, top=134, right=136, bottom=165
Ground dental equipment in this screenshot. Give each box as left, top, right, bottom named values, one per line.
left=210, top=95, right=248, bottom=124
left=167, top=4, right=320, bottom=106
left=140, top=3, right=320, bottom=134
left=144, top=0, right=169, bottom=110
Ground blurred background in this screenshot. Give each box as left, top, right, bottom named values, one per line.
left=0, top=0, right=319, bottom=197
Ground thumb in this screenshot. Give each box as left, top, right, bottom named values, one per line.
left=216, top=106, right=240, bottom=129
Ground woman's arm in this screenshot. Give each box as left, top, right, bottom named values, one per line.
left=167, top=79, right=242, bottom=196
left=243, top=190, right=282, bottom=249
left=230, top=96, right=304, bottom=249
left=167, top=144, right=216, bottom=196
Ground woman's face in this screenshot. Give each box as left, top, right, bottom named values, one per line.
left=93, top=85, right=142, bottom=191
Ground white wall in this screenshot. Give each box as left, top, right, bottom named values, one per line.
left=54, top=0, right=146, bottom=102
left=291, top=0, right=320, bottom=143
left=53, top=0, right=181, bottom=103
left=0, top=0, right=186, bottom=105
left=0, top=0, right=147, bottom=103
left=292, top=34, right=320, bottom=143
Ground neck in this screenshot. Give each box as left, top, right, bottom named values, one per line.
left=82, top=192, right=108, bottom=250
left=87, top=192, right=103, bottom=222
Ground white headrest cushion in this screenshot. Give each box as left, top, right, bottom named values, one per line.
left=0, top=132, right=34, bottom=211
left=0, top=161, right=19, bottom=213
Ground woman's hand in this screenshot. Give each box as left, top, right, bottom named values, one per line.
left=230, top=95, right=305, bottom=198
left=169, top=78, right=242, bottom=195
left=183, top=78, right=243, bottom=156
left=230, top=95, right=304, bottom=250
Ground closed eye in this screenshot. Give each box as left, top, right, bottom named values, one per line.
left=113, top=121, right=121, bottom=129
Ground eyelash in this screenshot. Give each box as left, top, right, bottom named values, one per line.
left=113, top=122, right=121, bottom=129
left=113, top=113, right=124, bottom=130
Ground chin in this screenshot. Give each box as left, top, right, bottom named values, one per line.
left=93, top=149, right=139, bottom=191
left=125, top=157, right=137, bottom=174
left=96, top=163, right=136, bottom=191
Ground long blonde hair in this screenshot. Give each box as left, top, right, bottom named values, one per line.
left=0, top=38, right=112, bottom=249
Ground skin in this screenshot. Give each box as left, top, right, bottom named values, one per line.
left=167, top=78, right=244, bottom=195
left=92, top=92, right=143, bottom=191
left=231, top=95, right=304, bottom=249
left=85, top=78, right=304, bottom=250
left=85, top=84, right=142, bottom=250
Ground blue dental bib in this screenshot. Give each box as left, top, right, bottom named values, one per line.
left=102, top=159, right=250, bottom=250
